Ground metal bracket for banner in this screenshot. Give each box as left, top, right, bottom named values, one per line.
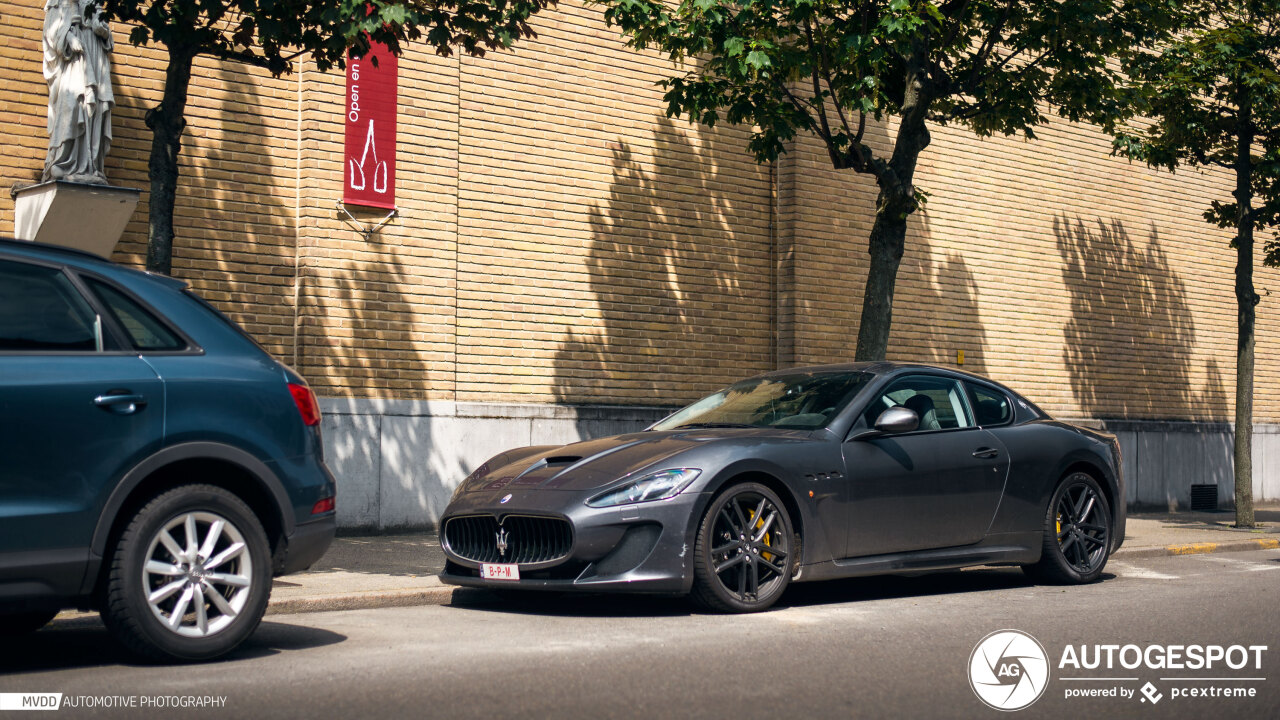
left=336, top=200, right=397, bottom=241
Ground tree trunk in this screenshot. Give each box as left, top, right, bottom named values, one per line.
left=854, top=41, right=932, bottom=362
left=854, top=183, right=917, bottom=361
left=144, top=48, right=196, bottom=275
left=1232, top=84, right=1257, bottom=528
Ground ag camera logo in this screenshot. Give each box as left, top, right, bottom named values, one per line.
left=969, top=630, right=1050, bottom=711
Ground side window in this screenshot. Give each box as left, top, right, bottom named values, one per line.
left=0, top=259, right=99, bottom=352
left=85, top=278, right=186, bottom=351
left=864, top=376, right=973, bottom=431
left=968, top=384, right=1012, bottom=426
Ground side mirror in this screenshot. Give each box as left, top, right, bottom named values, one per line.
left=874, top=406, right=920, bottom=435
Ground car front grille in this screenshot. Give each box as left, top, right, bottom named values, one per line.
left=443, top=515, right=572, bottom=565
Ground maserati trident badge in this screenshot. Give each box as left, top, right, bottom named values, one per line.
left=496, top=527, right=509, bottom=559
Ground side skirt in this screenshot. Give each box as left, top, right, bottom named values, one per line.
left=795, top=540, right=1040, bottom=583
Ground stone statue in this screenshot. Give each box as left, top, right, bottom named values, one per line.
left=42, top=0, right=114, bottom=185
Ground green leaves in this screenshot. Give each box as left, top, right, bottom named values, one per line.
left=1112, top=0, right=1280, bottom=259
left=592, top=0, right=1175, bottom=177
left=744, top=49, right=771, bottom=71
left=99, top=0, right=556, bottom=74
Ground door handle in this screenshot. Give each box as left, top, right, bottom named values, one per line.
left=972, top=447, right=999, bottom=459
left=94, top=392, right=147, bottom=415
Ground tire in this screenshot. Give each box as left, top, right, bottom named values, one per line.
left=1022, top=472, right=1113, bottom=584
left=691, top=482, right=794, bottom=613
left=0, top=609, right=59, bottom=636
left=100, top=484, right=272, bottom=662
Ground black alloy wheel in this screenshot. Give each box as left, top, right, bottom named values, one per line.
left=691, top=482, right=794, bottom=613
left=1024, top=472, right=1112, bottom=584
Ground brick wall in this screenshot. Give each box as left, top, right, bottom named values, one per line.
left=1, top=0, right=1275, bottom=424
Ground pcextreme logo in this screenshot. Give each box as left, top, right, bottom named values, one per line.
left=968, top=630, right=1051, bottom=711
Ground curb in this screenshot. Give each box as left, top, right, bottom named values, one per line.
left=266, top=585, right=457, bottom=616
left=1113, top=537, right=1280, bottom=560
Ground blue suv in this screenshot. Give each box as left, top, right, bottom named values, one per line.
left=0, top=238, right=336, bottom=661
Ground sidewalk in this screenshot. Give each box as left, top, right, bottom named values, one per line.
left=264, top=509, right=1280, bottom=616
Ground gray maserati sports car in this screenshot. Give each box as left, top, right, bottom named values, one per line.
left=439, top=362, right=1125, bottom=612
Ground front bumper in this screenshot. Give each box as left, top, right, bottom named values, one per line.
left=438, top=487, right=706, bottom=594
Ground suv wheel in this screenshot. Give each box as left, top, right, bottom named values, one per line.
left=101, top=484, right=272, bottom=661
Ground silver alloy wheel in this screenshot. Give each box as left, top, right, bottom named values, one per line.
left=141, top=511, right=253, bottom=638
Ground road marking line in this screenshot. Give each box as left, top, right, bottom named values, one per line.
left=1194, top=555, right=1280, bottom=572
left=1109, top=562, right=1180, bottom=580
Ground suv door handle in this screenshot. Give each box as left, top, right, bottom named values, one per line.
left=972, top=447, right=999, bottom=459
left=95, top=393, right=147, bottom=415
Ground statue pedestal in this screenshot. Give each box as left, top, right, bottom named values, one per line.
left=11, top=180, right=140, bottom=258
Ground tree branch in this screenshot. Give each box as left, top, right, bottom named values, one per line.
left=812, top=18, right=855, bottom=139
left=777, top=80, right=826, bottom=140
left=211, top=47, right=272, bottom=68
left=804, top=19, right=837, bottom=142
left=965, top=8, right=1011, bottom=90
left=938, top=0, right=972, bottom=50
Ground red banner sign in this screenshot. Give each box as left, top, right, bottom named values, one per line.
left=343, top=43, right=398, bottom=209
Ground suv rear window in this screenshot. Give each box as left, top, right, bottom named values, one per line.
left=0, top=260, right=99, bottom=351
left=85, top=278, right=186, bottom=351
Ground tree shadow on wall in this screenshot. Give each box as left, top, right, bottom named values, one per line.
left=304, top=212, right=458, bottom=530
left=1055, top=215, right=1227, bottom=420
left=199, top=66, right=444, bottom=530
left=170, top=65, right=297, bottom=358
left=891, top=215, right=990, bottom=379
left=102, top=60, right=297, bottom=361
left=552, top=118, right=774, bottom=434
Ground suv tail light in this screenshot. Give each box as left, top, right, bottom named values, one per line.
left=288, top=383, right=321, bottom=426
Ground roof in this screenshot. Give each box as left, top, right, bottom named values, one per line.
left=0, top=236, right=109, bottom=263
left=762, top=360, right=1025, bottom=390
left=0, top=237, right=188, bottom=290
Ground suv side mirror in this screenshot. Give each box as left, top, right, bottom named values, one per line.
left=874, top=406, right=920, bottom=434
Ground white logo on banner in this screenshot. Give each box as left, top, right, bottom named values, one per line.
left=349, top=120, right=388, bottom=194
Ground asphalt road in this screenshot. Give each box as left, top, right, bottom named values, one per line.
left=3, top=550, right=1278, bottom=719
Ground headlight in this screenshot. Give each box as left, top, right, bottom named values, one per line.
left=586, top=468, right=701, bottom=508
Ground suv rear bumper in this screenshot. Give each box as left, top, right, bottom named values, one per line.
left=277, top=515, right=335, bottom=575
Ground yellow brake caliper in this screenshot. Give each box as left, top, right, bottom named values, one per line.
left=746, top=508, right=774, bottom=563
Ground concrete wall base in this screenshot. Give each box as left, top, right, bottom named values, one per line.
left=319, top=399, right=668, bottom=532
left=320, top=398, right=1279, bottom=531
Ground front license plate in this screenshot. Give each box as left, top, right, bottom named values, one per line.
left=480, top=563, right=520, bottom=581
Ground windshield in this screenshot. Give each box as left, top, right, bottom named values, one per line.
left=652, top=371, right=872, bottom=431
